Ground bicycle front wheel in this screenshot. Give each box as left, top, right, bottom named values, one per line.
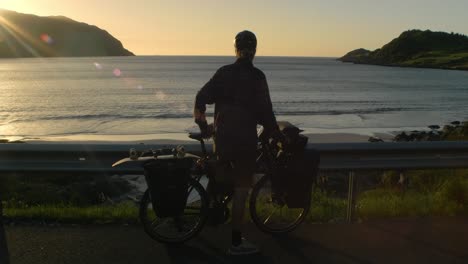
left=249, top=174, right=310, bottom=234
left=139, top=178, right=208, bottom=244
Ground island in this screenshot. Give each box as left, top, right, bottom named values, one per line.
left=339, top=30, right=468, bottom=71
left=0, top=9, right=134, bottom=58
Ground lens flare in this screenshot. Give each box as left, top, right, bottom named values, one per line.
left=155, top=91, right=167, bottom=100
left=113, top=68, right=122, bottom=77
left=94, top=62, right=103, bottom=70
left=40, top=33, right=54, bottom=44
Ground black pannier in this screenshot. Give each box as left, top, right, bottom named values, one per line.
left=143, top=157, right=194, bottom=218
left=272, top=122, right=320, bottom=208
left=280, top=149, right=320, bottom=208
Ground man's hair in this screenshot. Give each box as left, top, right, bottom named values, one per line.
left=235, top=30, right=257, bottom=61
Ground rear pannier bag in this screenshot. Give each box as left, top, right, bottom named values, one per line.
left=282, top=149, right=320, bottom=208
left=272, top=123, right=320, bottom=208
left=143, top=157, right=194, bottom=218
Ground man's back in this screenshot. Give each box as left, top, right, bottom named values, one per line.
left=195, top=58, right=276, bottom=159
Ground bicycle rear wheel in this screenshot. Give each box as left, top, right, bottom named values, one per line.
left=249, top=174, right=310, bottom=234
left=139, top=178, right=208, bottom=244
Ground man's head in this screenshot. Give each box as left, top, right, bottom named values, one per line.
left=234, top=30, right=257, bottom=61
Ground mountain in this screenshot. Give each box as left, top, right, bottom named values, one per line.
left=0, top=9, right=134, bottom=58
left=339, top=30, right=468, bottom=71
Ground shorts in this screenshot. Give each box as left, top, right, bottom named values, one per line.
left=217, top=158, right=256, bottom=189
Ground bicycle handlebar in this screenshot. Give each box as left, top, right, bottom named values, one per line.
left=195, top=119, right=208, bottom=135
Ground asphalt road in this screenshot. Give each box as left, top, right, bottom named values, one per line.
left=4, top=217, right=468, bottom=264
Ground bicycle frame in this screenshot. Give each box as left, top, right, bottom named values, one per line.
left=189, top=136, right=279, bottom=208
left=112, top=132, right=279, bottom=210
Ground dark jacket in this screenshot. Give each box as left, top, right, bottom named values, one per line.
left=195, top=58, right=278, bottom=160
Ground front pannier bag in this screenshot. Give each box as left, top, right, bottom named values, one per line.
left=143, top=157, right=194, bottom=218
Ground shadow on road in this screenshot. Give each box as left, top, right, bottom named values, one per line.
left=366, top=220, right=466, bottom=261
left=165, top=236, right=274, bottom=264
left=272, top=233, right=371, bottom=264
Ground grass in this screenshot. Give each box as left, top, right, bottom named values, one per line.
left=358, top=173, right=468, bottom=220
left=3, top=202, right=139, bottom=224
left=2, top=190, right=466, bottom=225
left=400, top=52, right=468, bottom=70
left=358, top=190, right=466, bottom=219
left=3, top=176, right=467, bottom=224
left=308, top=190, right=347, bottom=222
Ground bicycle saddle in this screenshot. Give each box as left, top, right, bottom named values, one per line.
left=189, top=132, right=204, bottom=141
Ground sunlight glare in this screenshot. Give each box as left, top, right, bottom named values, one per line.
left=0, top=15, right=53, bottom=57
left=155, top=91, right=167, bottom=100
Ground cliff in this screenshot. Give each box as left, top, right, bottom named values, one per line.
left=0, top=9, right=134, bottom=58
left=339, top=30, right=468, bottom=71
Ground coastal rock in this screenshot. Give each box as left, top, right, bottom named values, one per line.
left=339, top=48, right=371, bottom=63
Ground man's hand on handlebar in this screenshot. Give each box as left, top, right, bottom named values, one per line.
left=195, top=121, right=214, bottom=139
left=205, top=123, right=214, bottom=137
left=260, top=128, right=286, bottom=147
left=193, top=108, right=206, bottom=123
left=194, top=108, right=213, bottom=138
left=271, top=129, right=287, bottom=146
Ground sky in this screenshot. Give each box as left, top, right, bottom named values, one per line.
left=1, top=0, right=468, bottom=57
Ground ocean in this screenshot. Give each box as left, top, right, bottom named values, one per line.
left=1, top=56, right=468, bottom=142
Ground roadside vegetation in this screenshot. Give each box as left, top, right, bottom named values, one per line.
left=3, top=170, right=467, bottom=224
left=308, top=169, right=468, bottom=223
left=3, top=172, right=467, bottom=224
left=3, top=202, right=137, bottom=224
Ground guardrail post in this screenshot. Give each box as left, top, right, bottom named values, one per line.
left=0, top=197, right=9, bottom=264
left=346, top=170, right=356, bottom=223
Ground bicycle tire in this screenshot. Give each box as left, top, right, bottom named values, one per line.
left=139, top=178, right=208, bottom=244
left=249, top=174, right=310, bottom=234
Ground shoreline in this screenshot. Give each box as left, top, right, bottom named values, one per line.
left=340, top=60, right=468, bottom=72
left=0, top=131, right=395, bottom=145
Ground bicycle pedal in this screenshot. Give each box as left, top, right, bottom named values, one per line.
left=269, top=196, right=286, bottom=207
left=207, top=206, right=228, bottom=226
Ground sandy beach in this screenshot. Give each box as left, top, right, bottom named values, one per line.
left=0, top=131, right=396, bottom=145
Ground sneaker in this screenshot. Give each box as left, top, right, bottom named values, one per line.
left=227, top=238, right=260, bottom=256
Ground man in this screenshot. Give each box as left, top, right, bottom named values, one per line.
left=194, top=30, right=280, bottom=255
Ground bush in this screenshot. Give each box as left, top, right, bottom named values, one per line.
left=307, top=188, right=347, bottom=222
left=0, top=174, right=132, bottom=206
left=433, top=177, right=468, bottom=215
left=357, top=176, right=468, bottom=219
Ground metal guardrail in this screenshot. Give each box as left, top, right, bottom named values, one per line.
left=315, top=141, right=468, bottom=170
left=2, top=141, right=468, bottom=172
left=1, top=141, right=468, bottom=263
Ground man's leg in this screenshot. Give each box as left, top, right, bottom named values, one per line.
left=228, top=159, right=258, bottom=255
left=231, top=187, right=249, bottom=246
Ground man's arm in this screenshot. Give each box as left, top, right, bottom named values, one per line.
left=255, top=77, right=279, bottom=135
left=194, top=70, right=220, bottom=122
